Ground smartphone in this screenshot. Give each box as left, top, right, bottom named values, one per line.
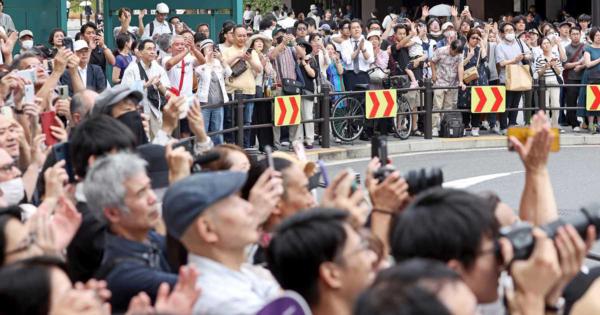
left=317, top=160, right=329, bottom=187
left=40, top=111, right=59, bottom=146
left=488, top=18, right=494, bottom=24
left=346, top=167, right=360, bottom=193
left=173, top=137, right=194, bottom=154
left=371, top=136, right=389, bottom=165
left=464, top=5, right=469, bottom=11
left=44, top=59, right=54, bottom=73
left=292, top=140, right=307, bottom=161
left=264, top=145, right=274, bottom=169
left=507, top=127, right=560, bottom=152
left=57, top=85, right=68, bottom=99
left=23, top=84, right=35, bottom=103
left=16, top=69, right=36, bottom=84
left=52, top=141, right=76, bottom=183
left=63, top=37, right=74, bottom=52
left=246, top=47, right=254, bottom=55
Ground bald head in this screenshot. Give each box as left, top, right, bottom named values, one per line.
left=70, top=89, right=99, bottom=126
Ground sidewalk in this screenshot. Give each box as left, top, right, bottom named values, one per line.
left=305, top=133, right=600, bottom=162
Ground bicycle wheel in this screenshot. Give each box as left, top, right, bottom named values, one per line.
left=393, top=96, right=412, bottom=140
left=331, top=96, right=365, bottom=142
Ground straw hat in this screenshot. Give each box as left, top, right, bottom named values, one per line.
left=246, top=33, right=272, bottom=52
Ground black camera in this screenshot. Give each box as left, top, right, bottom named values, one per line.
left=498, top=204, right=600, bottom=261
left=371, top=136, right=443, bottom=195
left=373, top=167, right=444, bottom=196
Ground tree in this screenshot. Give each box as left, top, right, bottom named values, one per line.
left=244, top=0, right=282, bottom=15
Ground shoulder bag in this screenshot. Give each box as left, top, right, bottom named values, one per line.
left=463, top=49, right=481, bottom=84
left=505, top=39, right=533, bottom=91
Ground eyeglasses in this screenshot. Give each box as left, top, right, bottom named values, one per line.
left=470, top=37, right=481, bottom=41
left=297, top=27, right=307, bottom=31
left=0, top=161, right=17, bottom=172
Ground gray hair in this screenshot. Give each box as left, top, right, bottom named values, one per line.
left=169, top=34, right=185, bottom=47
left=83, top=152, right=147, bottom=222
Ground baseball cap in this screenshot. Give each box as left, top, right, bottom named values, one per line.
left=18, top=30, right=33, bottom=39
left=92, top=84, right=143, bottom=116
left=272, top=27, right=285, bottom=37
left=441, top=22, right=455, bottom=31
left=319, top=24, right=331, bottom=32
left=199, top=39, right=214, bottom=51
left=162, top=171, right=248, bottom=239
left=156, top=2, right=169, bottom=14
left=367, top=30, right=382, bottom=40
left=73, top=39, right=89, bottom=52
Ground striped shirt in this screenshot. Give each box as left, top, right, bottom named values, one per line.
left=534, top=53, right=563, bottom=78
left=269, top=46, right=297, bottom=83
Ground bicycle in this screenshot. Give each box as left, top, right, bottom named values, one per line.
left=330, top=67, right=413, bottom=142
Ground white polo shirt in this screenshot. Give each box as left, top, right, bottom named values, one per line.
left=162, top=54, right=196, bottom=96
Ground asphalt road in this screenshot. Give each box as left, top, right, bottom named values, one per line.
left=322, top=145, right=600, bottom=263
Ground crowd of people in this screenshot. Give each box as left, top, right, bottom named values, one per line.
left=0, top=2, right=599, bottom=315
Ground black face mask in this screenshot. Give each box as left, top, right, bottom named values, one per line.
left=116, top=110, right=148, bottom=145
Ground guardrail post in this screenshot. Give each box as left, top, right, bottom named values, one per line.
left=424, top=79, right=433, bottom=140
left=235, top=90, right=244, bottom=147
left=321, top=85, right=331, bottom=149
left=538, top=76, right=546, bottom=112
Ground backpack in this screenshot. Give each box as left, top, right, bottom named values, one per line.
left=149, top=21, right=174, bottom=37
left=440, top=113, right=464, bottom=138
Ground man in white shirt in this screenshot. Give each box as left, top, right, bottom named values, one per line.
left=142, top=3, right=175, bottom=40
left=162, top=34, right=204, bottom=97
left=341, top=19, right=374, bottom=91
left=122, top=39, right=172, bottom=137
left=163, top=171, right=281, bottom=315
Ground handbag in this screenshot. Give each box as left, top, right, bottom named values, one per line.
left=463, top=49, right=481, bottom=84
left=506, top=64, right=533, bottom=91
left=506, top=40, right=533, bottom=91
left=276, top=55, right=304, bottom=95
left=137, top=62, right=166, bottom=110
left=230, top=58, right=248, bottom=79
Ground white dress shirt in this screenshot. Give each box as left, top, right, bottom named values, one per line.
left=188, top=254, right=280, bottom=315
left=78, top=65, right=88, bottom=85
left=341, top=35, right=375, bottom=72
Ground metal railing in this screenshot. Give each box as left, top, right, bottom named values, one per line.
left=201, top=77, right=591, bottom=148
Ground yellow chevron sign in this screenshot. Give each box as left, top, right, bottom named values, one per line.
left=274, top=95, right=301, bottom=126
left=365, top=89, right=397, bottom=119
left=470, top=86, right=506, bottom=113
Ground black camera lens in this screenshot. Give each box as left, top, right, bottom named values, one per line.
left=499, top=204, right=600, bottom=261
left=405, top=168, right=444, bottom=196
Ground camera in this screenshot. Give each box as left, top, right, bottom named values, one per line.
left=498, top=204, right=600, bottom=261
left=373, top=167, right=444, bottom=196
left=371, top=136, right=444, bottom=195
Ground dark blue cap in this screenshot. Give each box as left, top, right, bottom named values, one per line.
left=162, top=171, right=248, bottom=239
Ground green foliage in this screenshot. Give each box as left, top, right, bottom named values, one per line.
left=244, top=0, right=281, bottom=15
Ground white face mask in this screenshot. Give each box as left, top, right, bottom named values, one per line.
left=21, top=40, right=33, bottom=50
left=505, top=33, right=516, bottom=42
left=0, top=178, right=25, bottom=205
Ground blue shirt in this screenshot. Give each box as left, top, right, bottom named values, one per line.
left=100, top=231, right=177, bottom=313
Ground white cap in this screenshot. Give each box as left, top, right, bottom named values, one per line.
left=73, top=39, right=89, bottom=51
left=156, top=3, right=169, bottom=14
left=367, top=30, right=382, bottom=40
left=310, top=4, right=317, bottom=10
left=18, top=30, right=33, bottom=39
left=441, top=22, right=455, bottom=31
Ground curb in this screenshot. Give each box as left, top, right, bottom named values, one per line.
left=305, top=134, right=600, bottom=161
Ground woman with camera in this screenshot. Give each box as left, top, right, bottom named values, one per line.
left=194, top=39, right=231, bottom=145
